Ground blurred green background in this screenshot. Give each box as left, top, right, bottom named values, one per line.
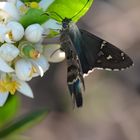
left=2, top=0, right=140, bottom=139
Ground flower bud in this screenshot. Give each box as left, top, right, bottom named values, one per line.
left=0, top=43, right=19, bottom=62
left=25, top=24, right=43, bottom=43
left=5, top=21, right=24, bottom=42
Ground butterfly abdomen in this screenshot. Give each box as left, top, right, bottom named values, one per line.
left=67, top=55, right=84, bottom=107
left=68, top=79, right=83, bottom=107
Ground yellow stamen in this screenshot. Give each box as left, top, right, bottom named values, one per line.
left=29, top=66, right=37, bottom=77
left=30, top=2, right=39, bottom=8
left=29, top=50, right=40, bottom=59
left=8, top=31, right=13, bottom=40
left=0, top=81, right=7, bottom=93
left=0, top=80, right=20, bottom=95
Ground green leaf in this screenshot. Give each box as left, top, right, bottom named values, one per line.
left=47, top=0, right=94, bottom=22
left=19, top=8, right=49, bottom=28
left=0, top=96, right=20, bottom=128
left=0, top=109, right=48, bottom=139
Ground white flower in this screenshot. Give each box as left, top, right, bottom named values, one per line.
left=44, top=44, right=65, bottom=63
left=15, top=57, right=49, bottom=81
left=0, top=2, right=19, bottom=22
left=25, top=24, right=43, bottom=43
left=0, top=75, right=33, bottom=107
left=0, top=43, right=19, bottom=62
left=5, top=21, right=24, bottom=43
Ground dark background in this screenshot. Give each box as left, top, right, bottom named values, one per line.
left=21, top=0, right=140, bottom=139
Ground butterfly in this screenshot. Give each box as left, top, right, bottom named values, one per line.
left=47, top=0, right=133, bottom=107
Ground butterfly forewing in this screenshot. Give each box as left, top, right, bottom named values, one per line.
left=79, top=29, right=133, bottom=73
left=68, top=24, right=92, bottom=74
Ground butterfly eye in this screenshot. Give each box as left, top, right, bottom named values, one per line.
left=62, top=22, right=69, bottom=29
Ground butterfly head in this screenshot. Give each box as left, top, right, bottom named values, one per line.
left=62, top=18, right=72, bottom=29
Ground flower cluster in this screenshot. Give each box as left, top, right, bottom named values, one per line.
left=0, top=0, right=65, bottom=106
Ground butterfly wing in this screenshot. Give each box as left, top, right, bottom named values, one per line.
left=78, top=29, right=133, bottom=74
left=68, top=24, right=93, bottom=74
left=60, top=31, right=84, bottom=107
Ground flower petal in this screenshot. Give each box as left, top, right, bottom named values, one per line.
left=44, top=44, right=65, bottom=63
left=30, top=55, right=50, bottom=77
left=0, top=43, right=19, bottom=62
left=17, top=80, right=33, bottom=98
left=42, top=19, right=62, bottom=30
left=0, top=57, right=14, bottom=72
left=30, top=61, right=44, bottom=77
left=0, top=92, right=9, bottom=107
left=0, top=2, right=19, bottom=21
left=0, top=24, right=7, bottom=43
left=34, top=55, right=50, bottom=72
left=15, top=59, right=32, bottom=81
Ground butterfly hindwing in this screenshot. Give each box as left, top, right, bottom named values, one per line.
left=79, top=29, right=133, bottom=73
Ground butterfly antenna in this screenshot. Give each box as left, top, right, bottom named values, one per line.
left=71, top=0, right=89, bottom=19
left=50, top=11, right=63, bottom=21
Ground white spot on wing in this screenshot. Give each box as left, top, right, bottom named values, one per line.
left=106, top=55, right=112, bottom=60
left=104, top=68, right=112, bottom=71
left=121, top=52, right=125, bottom=60
left=121, top=53, right=124, bottom=56
left=101, top=40, right=107, bottom=49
